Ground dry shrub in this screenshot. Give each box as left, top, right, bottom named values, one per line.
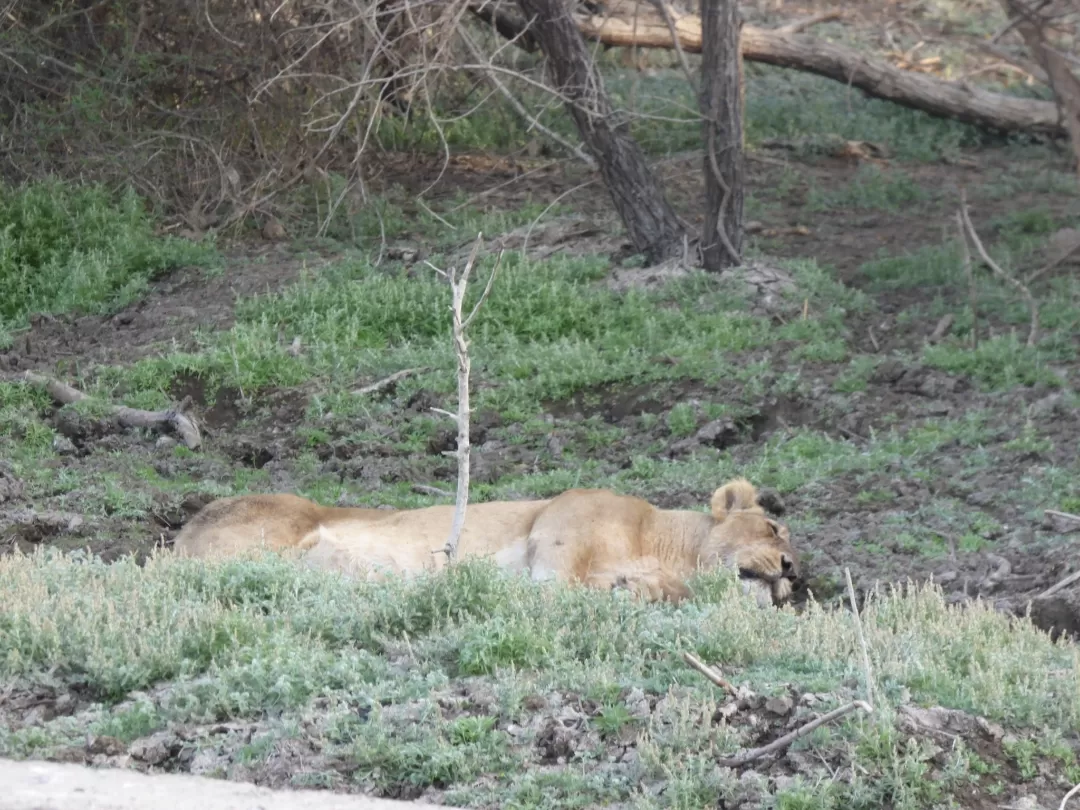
left=0, top=0, right=531, bottom=233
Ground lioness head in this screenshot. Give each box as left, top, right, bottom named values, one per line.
left=701, top=478, right=800, bottom=607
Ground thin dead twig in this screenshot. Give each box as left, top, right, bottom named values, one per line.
left=352, top=367, right=431, bottom=396
left=718, top=700, right=874, bottom=767
left=424, top=233, right=503, bottom=562
left=958, top=192, right=1039, bottom=347
left=457, top=27, right=596, bottom=167
left=681, top=651, right=737, bottom=696
left=7, top=371, right=201, bottom=449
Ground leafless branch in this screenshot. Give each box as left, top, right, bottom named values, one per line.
left=958, top=192, right=1039, bottom=347
left=718, top=700, right=874, bottom=767
left=681, top=651, right=737, bottom=696
left=352, top=367, right=431, bottom=396
left=4, top=371, right=201, bottom=450
left=429, top=233, right=502, bottom=562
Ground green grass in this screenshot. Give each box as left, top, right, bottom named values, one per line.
left=0, top=180, right=217, bottom=345
left=1, top=552, right=1078, bottom=808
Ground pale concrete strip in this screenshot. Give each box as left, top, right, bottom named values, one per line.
left=0, top=758, right=441, bottom=810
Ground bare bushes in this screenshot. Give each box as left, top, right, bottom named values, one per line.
left=0, top=0, right=541, bottom=233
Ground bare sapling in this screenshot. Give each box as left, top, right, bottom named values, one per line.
left=426, top=233, right=503, bottom=562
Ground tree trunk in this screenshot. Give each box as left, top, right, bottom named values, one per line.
left=699, top=0, right=744, bottom=271
left=514, top=0, right=686, bottom=263
left=562, top=0, right=1066, bottom=138
left=999, top=0, right=1080, bottom=180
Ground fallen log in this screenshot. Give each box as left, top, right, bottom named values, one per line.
left=480, top=0, right=1066, bottom=138
left=4, top=371, right=202, bottom=450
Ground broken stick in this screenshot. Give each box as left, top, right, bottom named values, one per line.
left=8, top=371, right=201, bottom=450
left=351, top=367, right=430, bottom=396
left=958, top=192, right=1039, bottom=347
left=717, top=700, right=873, bottom=767
left=682, top=651, right=737, bottom=696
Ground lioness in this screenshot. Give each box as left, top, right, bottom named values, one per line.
left=173, top=478, right=800, bottom=606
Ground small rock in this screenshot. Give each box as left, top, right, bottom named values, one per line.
left=695, top=419, right=739, bottom=450
left=52, top=435, right=77, bottom=455
left=53, top=693, right=76, bottom=716
left=713, top=702, right=739, bottom=724
left=86, top=735, right=126, bottom=756
left=129, top=732, right=174, bottom=765
left=155, top=436, right=177, bottom=451
left=765, top=696, right=794, bottom=716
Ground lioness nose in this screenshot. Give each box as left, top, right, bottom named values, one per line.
left=781, top=553, right=795, bottom=575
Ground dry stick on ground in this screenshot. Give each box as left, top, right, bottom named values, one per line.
left=682, top=651, right=737, bottom=696
left=1043, top=509, right=1080, bottom=535
left=6, top=371, right=201, bottom=449
left=845, top=567, right=877, bottom=710
left=717, top=700, right=874, bottom=768
left=351, top=367, right=431, bottom=396
left=958, top=192, right=1039, bottom=347
left=1034, top=568, right=1080, bottom=601
left=426, top=234, right=503, bottom=562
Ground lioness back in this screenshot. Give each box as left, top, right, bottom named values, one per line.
left=172, top=493, right=389, bottom=559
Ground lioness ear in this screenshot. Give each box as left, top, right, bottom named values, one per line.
left=710, top=478, right=759, bottom=520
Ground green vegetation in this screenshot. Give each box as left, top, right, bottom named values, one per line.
left=0, top=180, right=216, bottom=345
left=2, top=4, right=1079, bottom=806
left=1, top=553, right=1077, bottom=807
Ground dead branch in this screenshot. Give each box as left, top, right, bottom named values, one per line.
left=717, top=700, right=874, bottom=767
left=564, top=0, right=1067, bottom=137
left=456, top=26, right=596, bottom=167
left=1027, top=233, right=1080, bottom=285
left=1044, top=509, right=1080, bottom=535
left=8, top=371, right=201, bottom=450
left=1060, top=780, right=1080, bottom=810
left=682, top=651, right=737, bottom=696
left=958, top=193, right=1039, bottom=347
left=426, top=233, right=503, bottom=562
left=352, top=367, right=431, bottom=396
left=1034, top=568, right=1080, bottom=600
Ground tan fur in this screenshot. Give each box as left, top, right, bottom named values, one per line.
left=172, top=478, right=801, bottom=606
